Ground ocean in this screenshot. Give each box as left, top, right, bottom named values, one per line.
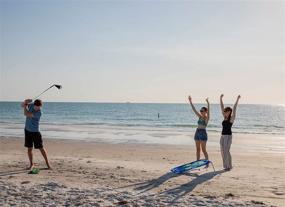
left=1, top=102, right=284, bottom=145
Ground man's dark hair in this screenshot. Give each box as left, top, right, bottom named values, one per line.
left=34, top=99, right=42, bottom=107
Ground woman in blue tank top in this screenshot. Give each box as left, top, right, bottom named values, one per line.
left=188, top=95, right=210, bottom=161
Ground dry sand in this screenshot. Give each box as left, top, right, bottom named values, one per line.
left=0, top=135, right=284, bottom=207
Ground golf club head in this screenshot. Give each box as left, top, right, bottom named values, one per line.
left=54, top=84, right=62, bottom=89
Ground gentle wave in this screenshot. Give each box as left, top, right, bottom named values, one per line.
left=1, top=120, right=284, bottom=130
left=251, top=124, right=284, bottom=129
left=1, top=121, right=284, bottom=136
left=1, top=102, right=285, bottom=136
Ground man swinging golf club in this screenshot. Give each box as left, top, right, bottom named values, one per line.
left=21, top=84, right=61, bottom=170
left=21, top=84, right=62, bottom=170
left=22, top=99, right=51, bottom=170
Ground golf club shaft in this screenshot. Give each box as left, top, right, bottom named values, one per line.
left=33, top=85, right=54, bottom=100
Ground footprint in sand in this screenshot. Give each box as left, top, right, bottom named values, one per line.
left=273, top=191, right=284, bottom=196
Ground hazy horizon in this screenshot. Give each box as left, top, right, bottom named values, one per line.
left=1, top=0, right=284, bottom=105
left=0, top=100, right=284, bottom=106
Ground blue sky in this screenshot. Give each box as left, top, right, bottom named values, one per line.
left=1, top=0, right=284, bottom=104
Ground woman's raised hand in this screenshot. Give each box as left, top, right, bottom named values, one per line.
left=188, top=95, right=192, bottom=102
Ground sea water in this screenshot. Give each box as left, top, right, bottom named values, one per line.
left=1, top=102, right=284, bottom=147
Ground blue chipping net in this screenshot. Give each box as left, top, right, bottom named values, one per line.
left=171, top=159, right=213, bottom=174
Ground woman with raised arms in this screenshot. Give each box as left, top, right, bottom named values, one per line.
left=220, top=94, right=241, bottom=171
left=188, top=96, right=210, bottom=162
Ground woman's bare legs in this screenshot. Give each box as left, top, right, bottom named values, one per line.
left=201, top=141, right=209, bottom=160
left=195, top=140, right=201, bottom=160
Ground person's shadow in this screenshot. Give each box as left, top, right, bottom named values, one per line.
left=159, top=170, right=225, bottom=203
left=119, top=169, right=225, bottom=203
left=118, top=172, right=185, bottom=194
left=0, top=167, right=50, bottom=177
left=118, top=172, right=183, bottom=194
left=0, top=169, right=28, bottom=177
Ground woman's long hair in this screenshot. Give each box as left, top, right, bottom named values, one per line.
left=201, top=107, right=208, bottom=112
left=224, top=107, right=232, bottom=121
left=200, top=107, right=208, bottom=118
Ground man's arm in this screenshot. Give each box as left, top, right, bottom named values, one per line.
left=24, top=106, right=34, bottom=118
left=22, top=99, right=34, bottom=118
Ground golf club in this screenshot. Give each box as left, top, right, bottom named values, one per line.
left=33, top=84, right=62, bottom=100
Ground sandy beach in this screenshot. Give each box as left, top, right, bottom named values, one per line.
left=0, top=133, right=284, bottom=207
left=2, top=0, right=285, bottom=206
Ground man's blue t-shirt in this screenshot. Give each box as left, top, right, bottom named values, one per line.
left=25, top=103, right=42, bottom=132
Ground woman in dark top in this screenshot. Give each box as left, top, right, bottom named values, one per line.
left=188, top=95, right=210, bottom=161
left=220, top=94, right=241, bottom=171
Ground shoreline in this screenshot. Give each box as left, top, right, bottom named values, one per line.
left=1, top=135, right=285, bottom=206
left=1, top=129, right=284, bottom=154
left=1, top=120, right=285, bottom=135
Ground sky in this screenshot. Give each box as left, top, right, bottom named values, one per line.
left=0, top=0, right=284, bottom=104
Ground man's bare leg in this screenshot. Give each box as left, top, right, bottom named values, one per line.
left=27, top=148, right=34, bottom=170
left=39, top=148, right=51, bottom=169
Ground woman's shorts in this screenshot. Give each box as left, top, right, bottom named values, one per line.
left=194, top=128, right=208, bottom=141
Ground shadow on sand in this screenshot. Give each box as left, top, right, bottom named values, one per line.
left=0, top=167, right=50, bottom=177
left=159, top=170, right=226, bottom=203
left=0, top=169, right=28, bottom=177
left=119, top=169, right=226, bottom=203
